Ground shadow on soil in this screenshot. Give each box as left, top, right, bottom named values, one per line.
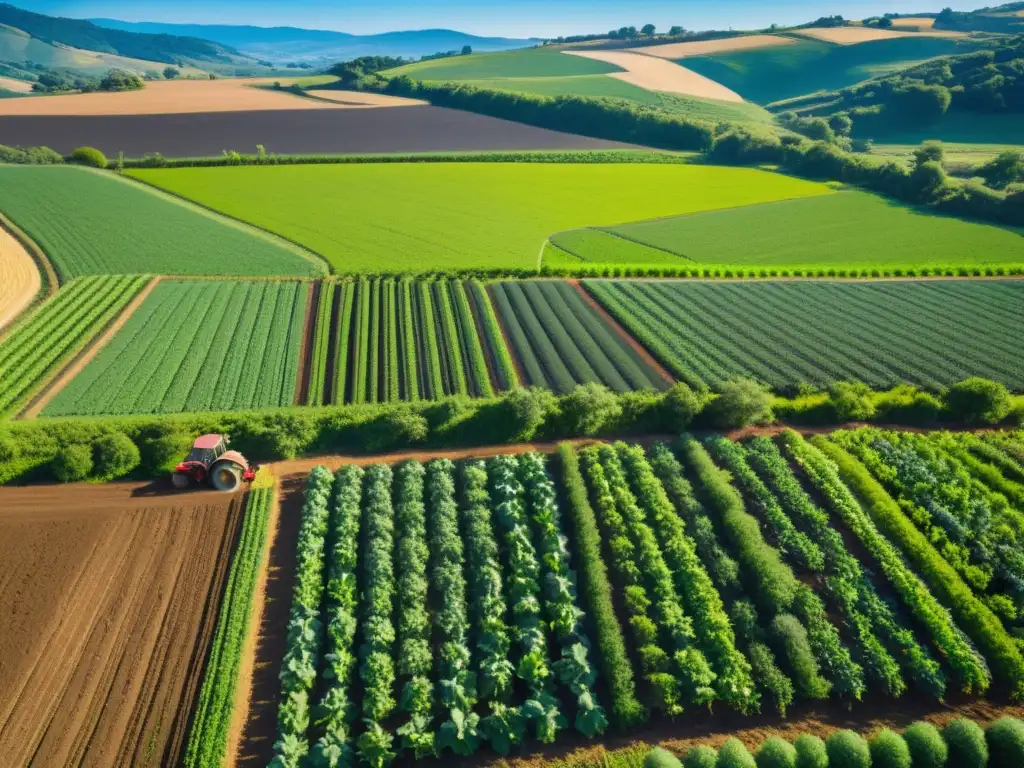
left=236, top=474, right=306, bottom=765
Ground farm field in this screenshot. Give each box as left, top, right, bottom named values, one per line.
left=0, top=224, right=40, bottom=331
left=490, top=279, right=671, bottom=393
left=548, top=191, right=1024, bottom=271
left=313, top=277, right=510, bottom=405
left=42, top=280, right=308, bottom=416
left=564, top=50, right=745, bottom=102
left=0, top=166, right=322, bottom=279
left=0, top=486, right=242, bottom=767
left=387, top=46, right=623, bottom=80
left=129, top=163, right=832, bottom=273
left=584, top=279, right=1024, bottom=390
left=257, top=428, right=1024, bottom=764
left=0, top=275, right=147, bottom=417
left=682, top=36, right=977, bottom=105
left=790, top=25, right=965, bottom=43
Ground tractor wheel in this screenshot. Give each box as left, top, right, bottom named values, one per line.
left=171, top=473, right=189, bottom=489
left=211, top=462, right=242, bottom=492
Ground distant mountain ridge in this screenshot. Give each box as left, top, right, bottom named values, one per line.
left=88, top=18, right=539, bottom=62
left=0, top=3, right=239, bottom=63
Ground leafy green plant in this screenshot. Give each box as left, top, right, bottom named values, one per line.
left=987, top=717, right=1024, bottom=767
left=716, top=738, right=755, bottom=768
left=793, top=734, right=828, bottom=768
left=943, top=717, right=988, bottom=768
left=684, top=745, right=718, bottom=768
left=826, top=730, right=870, bottom=768
left=755, top=737, right=796, bottom=768
left=902, top=721, right=948, bottom=768
left=868, top=729, right=910, bottom=768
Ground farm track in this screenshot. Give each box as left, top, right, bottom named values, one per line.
left=296, top=280, right=319, bottom=406
left=0, top=488, right=242, bottom=767
left=19, top=276, right=160, bottom=419
left=567, top=278, right=675, bottom=386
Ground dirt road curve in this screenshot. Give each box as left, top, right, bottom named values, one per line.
left=0, top=484, right=241, bottom=767
left=0, top=224, right=40, bottom=333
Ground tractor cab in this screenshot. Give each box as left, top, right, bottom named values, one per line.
left=173, top=434, right=255, bottom=491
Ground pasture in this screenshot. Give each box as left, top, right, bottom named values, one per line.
left=0, top=166, right=322, bottom=279
left=387, top=46, right=621, bottom=80
left=563, top=191, right=1024, bottom=271
left=682, top=36, right=976, bottom=105
left=129, top=163, right=831, bottom=273
left=584, top=279, right=1024, bottom=390
left=43, top=280, right=308, bottom=416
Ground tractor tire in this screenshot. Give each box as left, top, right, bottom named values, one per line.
left=171, top=473, right=190, bottom=489
left=211, top=462, right=242, bottom=492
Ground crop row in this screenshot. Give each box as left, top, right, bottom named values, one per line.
left=322, top=278, right=504, bottom=405
left=491, top=280, right=669, bottom=394
left=44, top=279, right=308, bottom=416
left=584, top=279, right=1024, bottom=391
left=0, top=275, right=147, bottom=416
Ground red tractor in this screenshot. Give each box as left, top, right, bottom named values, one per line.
left=172, top=434, right=255, bottom=491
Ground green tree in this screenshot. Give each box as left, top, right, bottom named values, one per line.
left=706, top=379, right=774, bottom=429
left=460, top=45, right=473, bottom=55
left=70, top=146, right=108, bottom=168
left=978, top=150, right=1024, bottom=189
left=913, top=140, right=945, bottom=167
left=99, top=69, right=144, bottom=92
left=642, top=23, right=657, bottom=35
left=52, top=444, right=93, bottom=482
left=93, top=433, right=141, bottom=480
left=163, top=66, right=180, bottom=79
left=944, top=377, right=1012, bottom=424
left=669, top=25, right=685, bottom=35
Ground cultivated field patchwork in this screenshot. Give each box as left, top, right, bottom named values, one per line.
left=791, top=25, right=965, bottom=44
left=584, top=279, right=1024, bottom=390
left=565, top=50, right=746, bottom=101
left=0, top=225, right=40, bottom=331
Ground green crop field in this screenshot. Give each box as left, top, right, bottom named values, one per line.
left=447, top=73, right=663, bottom=103
left=683, top=36, right=977, bottom=105
left=584, top=279, right=1024, bottom=391
left=0, top=166, right=324, bottom=280
left=490, top=280, right=670, bottom=394
left=550, top=191, right=1024, bottom=271
left=0, top=275, right=147, bottom=417
left=388, top=46, right=621, bottom=80
left=317, top=277, right=507, bottom=405
left=43, top=280, right=308, bottom=416
left=129, top=163, right=832, bottom=273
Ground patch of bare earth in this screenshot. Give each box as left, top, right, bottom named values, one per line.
left=629, top=34, right=795, bottom=59
left=19, top=276, right=160, bottom=419
left=564, top=50, right=745, bottom=102
left=0, top=223, right=40, bottom=332
left=305, top=89, right=429, bottom=107
left=0, top=75, right=33, bottom=94
left=0, top=486, right=242, bottom=767
left=791, top=26, right=965, bottom=44
left=889, top=17, right=939, bottom=30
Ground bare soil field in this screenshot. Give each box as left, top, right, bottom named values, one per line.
left=0, top=75, right=32, bottom=93
left=305, top=89, right=429, bottom=107
left=565, top=50, right=745, bottom=102
left=889, top=17, right=939, bottom=29
left=0, top=78, right=345, bottom=116
left=0, top=224, right=40, bottom=332
left=629, top=34, right=795, bottom=59
left=0, top=106, right=633, bottom=158
left=0, top=485, right=242, bottom=767
left=791, top=26, right=965, bottom=44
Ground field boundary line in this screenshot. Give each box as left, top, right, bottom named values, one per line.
left=295, top=280, right=319, bottom=406
left=100, top=168, right=332, bottom=277
left=19, top=275, right=162, bottom=420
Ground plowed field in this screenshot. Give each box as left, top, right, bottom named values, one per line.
left=0, top=485, right=242, bottom=767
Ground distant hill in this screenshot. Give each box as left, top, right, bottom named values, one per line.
left=88, top=19, right=539, bottom=63
left=0, top=3, right=238, bottom=64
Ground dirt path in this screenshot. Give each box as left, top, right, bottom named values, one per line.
left=0, top=493, right=241, bottom=766
left=567, top=277, right=675, bottom=387
left=295, top=280, right=320, bottom=406
left=564, top=50, right=745, bottom=102
left=20, top=276, right=160, bottom=419
left=0, top=223, right=41, bottom=332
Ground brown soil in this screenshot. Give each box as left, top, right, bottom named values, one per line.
left=485, top=283, right=529, bottom=387
left=0, top=482, right=243, bottom=767
left=225, top=486, right=282, bottom=768
left=0, top=222, right=40, bottom=332
left=564, top=50, right=745, bottom=102
left=296, top=280, right=320, bottom=406
left=631, top=34, right=795, bottom=59
left=566, top=278, right=675, bottom=387
left=305, top=89, right=430, bottom=107
left=0, top=107, right=634, bottom=159
left=20, top=276, right=160, bottom=419
left=234, top=474, right=307, bottom=766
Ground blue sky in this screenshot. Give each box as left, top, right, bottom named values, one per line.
left=22, top=0, right=980, bottom=38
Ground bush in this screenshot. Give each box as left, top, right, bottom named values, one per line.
left=52, top=444, right=93, bottom=482
left=829, top=381, right=876, bottom=422
left=869, top=729, right=911, bottom=768
left=944, top=377, right=1012, bottom=424
left=559, top=383, right=623, bottom=435
left=662, top=382, right=706, bottom=430
left=0, top=434, right=17, bottom=463
left=717, top=738, right=755, bottom=768
left=364, top=409, right=428, bottom=452
left=93, top=432, right=140, bottom=480
left=942, top=717, right=987, bottom=768
left=706, top=378, right=774, bottom=429
left=771, top=614, right=830, bottom=699
left=903, top=722, right=948, bottom=768
left=756, top=737, right=797, bottom=768
left=70, top=146, right=108, bottom=168
left=826, top=730, right=870, bottom=768
left=684, top=745, right=718, bottom=768
left=137, top=427, right=193, bottom=474
left=499, top=386, right=557, bottom=442
left=987, top=717, right=1024, bottom=767
left=794, top=734, right=828, bottom=768
left=645, top=746, right=683, bottom=768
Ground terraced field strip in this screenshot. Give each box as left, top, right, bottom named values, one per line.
left=0, top=275, right=148, bottom=418
left=490, top=279, right=671, bottom=394
left=41, top=279, right=308, bottom=417
left=335, top=278, right=501, bottom=404
left=583, top=279, right=1024, bottom=391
